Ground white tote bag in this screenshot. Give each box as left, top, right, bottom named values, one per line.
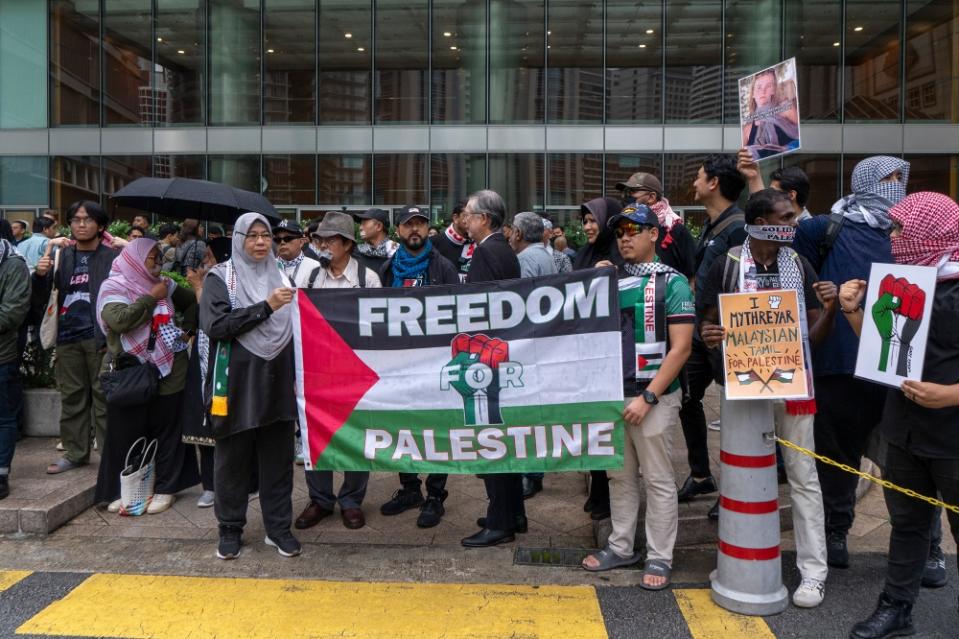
left=38, top=248, right=61, bottom=350
left=119, top=437, right=158, bottom=517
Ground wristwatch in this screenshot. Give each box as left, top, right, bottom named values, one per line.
left=642, top=390, right=659, bottom=405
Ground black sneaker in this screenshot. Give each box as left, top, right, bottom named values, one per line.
left=921, top=544, right=947, bottom=588
left=217, top=527, right=242, bottom=560
left=849, top=592, right=914, bottom=639
left=380, top=488, right=424, bottom=516
left=677, top=475, right=718, bottom=502
left=0, top=475, right=8, bottom=500
left=265, top=533, right=302, bottom=558
left=826, top=531, right=849, bottom=569
left=707, top=499, right=719, bottom=521
left=416, top=492, right=447, bottom=528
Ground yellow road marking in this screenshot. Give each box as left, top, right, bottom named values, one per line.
left=0, top=570, right=31, bottom=592
left=674, top=589, right=776, bottom=639
left=19, top=573, right=608, bottom=639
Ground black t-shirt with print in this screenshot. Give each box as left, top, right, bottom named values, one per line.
left=58, top=250, right=96, bottom=344
left=699, top=251, right=822, bottom=312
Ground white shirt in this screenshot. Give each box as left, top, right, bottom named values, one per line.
left=310, top=257, right=382, bottom=289
left=278, top=255, right=321, bottom=288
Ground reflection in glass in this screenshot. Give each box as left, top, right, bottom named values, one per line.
left=845, top=0, right=901, bottom=121
left=156, top=0, right=205, bottom=125
left=0, top=2, right=47, bottom=128
left=319, top=0, right=372, bottom=123
left=781, top=154, right=841, bottom=214
left=103, top=1, right=153, bottom=126
left=547, top=1, right=603, bottom=123
left=665, top=0, right=722, bottom=123
left=724, top=0, right=783, bottom=124
left=605, top=154, right=665, bottom=200
left=548, top=154, right=604, bottom=206
left=432, top=0, right=486, bottom=123
left=376, top=0, right=429, bottom=123
left=374, top=154, right=428, bottom=206
left=319, top=155, right=372, bottom=205
left=488, top=153, right=544, bottom=214
left=606, top=1, right=662, bottom=124
left=103, top=155, right=152, bottom=219
left=264, top=0, right=316, bottom=123
left=0, top=157, right=49, bottom=206
left=208, top=155, right=260, bottom=193
left=785, top=0, right=841, bottom=121
left=50, top=1, right=100, bottom=126
left=431, top=154, right=487, bottom=217
left=154, top=155, right=206, bottom=179
left=905, top=0, right=959, bottom=121
left=210, top=0, right=260, bottom=125
left=906, top=155, right=959, bottom=197
left=662, top=154, right=709, bottom=206
left=264, top=155, right=317, bottom=205
left=51, top=156, right=101, bottom=211
left=489, top=0, right=545, bottom=124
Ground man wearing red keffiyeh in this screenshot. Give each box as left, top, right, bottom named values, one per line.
left=848, top=192, right=959, bottom=639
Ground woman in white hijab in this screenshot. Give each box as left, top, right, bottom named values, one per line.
left=199, top=212, right=300, bottom=561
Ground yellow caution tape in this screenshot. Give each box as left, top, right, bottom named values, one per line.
left=775, top=436, right=959, bottom=516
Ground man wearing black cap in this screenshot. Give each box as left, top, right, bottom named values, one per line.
left=273, top=219, right=320, bottom=288
left=377, top=205, right=460, bottom=528
left=355, top=208, right=398, bottom=271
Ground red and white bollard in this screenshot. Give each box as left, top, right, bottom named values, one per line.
left=710, top=397, right=789, bottom=616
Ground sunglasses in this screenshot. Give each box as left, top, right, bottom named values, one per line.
left=614, top=223, right=652, bottom=239
left=275, top=235, right=301, bottom=244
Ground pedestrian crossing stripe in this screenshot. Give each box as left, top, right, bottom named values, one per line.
left=0, top=570, right=31, bottom=591
left=673, top=588, right=776, bottom=639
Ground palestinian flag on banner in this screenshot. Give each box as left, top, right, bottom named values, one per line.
left=292, top=270, right=625, bottom=473
left=770, top=368, right=796, bottom=384
left=735, top=370, right=763, bottom=385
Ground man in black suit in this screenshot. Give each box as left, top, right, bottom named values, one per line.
left=460, top=190, right=525, bottom=548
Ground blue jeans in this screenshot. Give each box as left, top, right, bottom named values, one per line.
left=0, top=362, right=22, bottom=474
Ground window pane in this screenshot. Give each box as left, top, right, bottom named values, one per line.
left=50, top=0, right=100, bottom=126
left=548, top=153, right=603, bottom=206
left=431, top=154, right=487, bottom=217
left=208, top=155, right=260, bottom=193
left=782, top=153, right=841, bottom=214
left=103, top=1, right=153, bottom=126
left=724, top=0, right=783, bottom=124
left=319, top=0, right=371, bottom=123
left=156, top=0, right=205, bottom=125
left=374, top=154, right=428, bottom=206
left=606, top=1, right=662, bottom=124
left=662, top=153, right=709, bottom=207
left=904, top=154, right=959, bottom=198
left=547, top=1, right=603, bottom=123
left=103, top=155, right=152, bottom=219
left=210, top=0, right=261, bottom=125
left=51, top=156, right=101, bottom=211
left=488, top=153, right=544, bottom=213
left=905, top=0, right=958, bottom=121
left=318, top=154, right=372, bottom=205
left=264, top=155, right=317, bottom=205
left=604, top=154, right=664, bottom=200
left=0, top=157, right=48, bottom=205
left=665, top=0, right=722, bottom=123
left=375, top=0, right=429, bottom=123
left=154, top=154, right=206, bottom=179
left=432, top=0, right=486, bottom=123
left=845, top=0, right=901, bottom=121
left=264, top=0, right=316, bottom=124
left=489, top=0, right=545, bottom=124
left=785, top=0, right=841, bottom=121
left=0, top=1, right=47, bottom=128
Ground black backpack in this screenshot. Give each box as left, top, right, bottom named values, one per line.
left=818, top=211, right=845, bottom=263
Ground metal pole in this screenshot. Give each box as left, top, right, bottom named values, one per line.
left=710, top=396, right=788, bottom=616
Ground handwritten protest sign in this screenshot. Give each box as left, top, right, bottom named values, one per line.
left=739, top=58, right=801, bottom=161
left=854, top=263, right=937, bottom=388
left=719, top=289, right=809, bottom=400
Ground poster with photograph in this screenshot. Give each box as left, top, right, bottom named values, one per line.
left=854, top=263, right=938, bottom=388
left=739, top=58, right=801, bottom=161
left=719, top=289, right=809, bottom=400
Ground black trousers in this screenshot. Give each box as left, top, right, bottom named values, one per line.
left=199, top=445, right=214, bottom=492
left=95, top=390, right=200, bottom=504
left=483, top=473, right=525, bottom=530
left=214, top=420, right=294, bottom=539
left=883, top=443, right=959, bottom=603
left=399, top=473, right=448, bottom=496
left=813, top=375, right=887, bottom=535
left=678, top=337, right=717, bottom=479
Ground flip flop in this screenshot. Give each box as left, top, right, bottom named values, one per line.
left=46, top=458, right=84, bottom=475
left=640, top=559, right=672, bottom=591
left=582, top=547, right=642, bottom=572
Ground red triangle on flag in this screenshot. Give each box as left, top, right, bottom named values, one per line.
left=637, top=355, right=648, bottom=369
left=297, top=291, right=380, bottom=464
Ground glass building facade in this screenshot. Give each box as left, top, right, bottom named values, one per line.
left=1, top=0, right=958, bottom=222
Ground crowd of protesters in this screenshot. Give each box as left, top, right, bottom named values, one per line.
left=0, top=148, right=958, bottom=639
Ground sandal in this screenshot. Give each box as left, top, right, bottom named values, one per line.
left=46, top=458, right=85, bottom=475
left=582, top=547, right=642, bottom=572
left=640, top=559, right=672, bottom=591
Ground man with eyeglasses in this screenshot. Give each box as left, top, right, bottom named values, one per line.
left=33, top=200, right=118, bottom=475
left=272, top=219, right=320, bottom=288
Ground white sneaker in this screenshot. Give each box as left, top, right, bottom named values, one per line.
left=147, top=494, right=176, bottom=514
left=708, top=420, right=722, bottom=431
left=792, top=578, right=825, bottom=608
left=197, top=490, right=215, bottom=509
left=107, top=499, right=122, bottom=513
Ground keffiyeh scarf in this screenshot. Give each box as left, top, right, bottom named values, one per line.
left=890, top=192, right=959, bottom=281
left=831, top=156, right=910, bottom=230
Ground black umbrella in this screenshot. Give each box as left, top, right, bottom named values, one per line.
left=110, top=177, right=281, bottom=225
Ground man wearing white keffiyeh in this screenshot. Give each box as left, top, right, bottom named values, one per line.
left=700, top=188, right=840, bottom=609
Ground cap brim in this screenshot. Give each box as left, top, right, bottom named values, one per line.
left=614, top=182, right=631, bottom=191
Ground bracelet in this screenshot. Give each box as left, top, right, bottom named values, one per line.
left=840, top=305, right=861, bottom=314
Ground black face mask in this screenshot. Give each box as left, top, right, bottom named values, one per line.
left=621, top=193, right=637, bottom=207
left=317, top=248, right=333, bottom=269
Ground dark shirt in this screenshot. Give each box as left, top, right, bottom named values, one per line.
left=881, top=280, right=959, bottom=459
left=656, top=223, right=697, bottom=280
left=433, top=231, right=474, bottom=281
left=465, top=232, right=521, bottom=284
left=58, top=250, right=96, bottom=344
left=699, top=249, right=821, bottom=313
left=694, top=205, right=747, bottom=313
left=792, top=215, right=893, bottom=376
